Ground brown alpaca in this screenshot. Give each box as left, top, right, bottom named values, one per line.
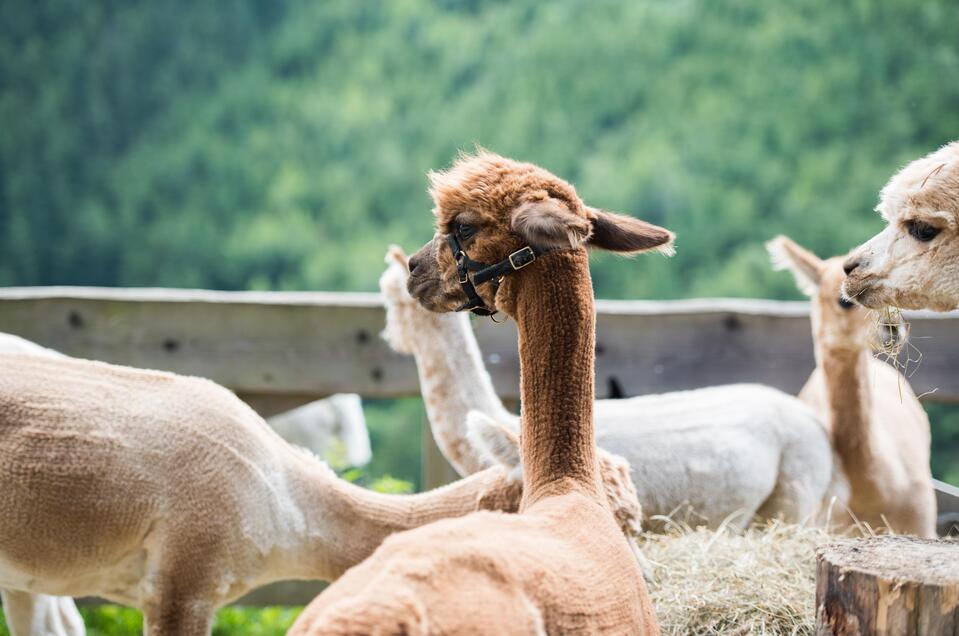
left=289, top=152, right=672, bottom=635
left=769, top=236, right=936, bottom=537
left=843, top=140, right=959, bottom=311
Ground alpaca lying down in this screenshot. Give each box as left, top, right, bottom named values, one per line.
left=769, top=235, right=935, bottom=537
left=291, top=150, right=663, bottom=635
left=466, top=389, right=837, bottom=531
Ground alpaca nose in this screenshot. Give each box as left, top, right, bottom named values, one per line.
left=843, top=257, right=861, bottom=276
left=408, top=243, right=432, bottom=275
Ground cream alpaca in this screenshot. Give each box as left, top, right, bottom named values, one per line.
left=380, top=247, right=835, bottom=530
left=769, top=236, right=936, bottom=537
left=0, top=336, right=365, bottom=636
left=0, top=351, right=647, bottom=636
left=843, top=140, right=959, bottom=311
left=291, top=151, right=667, bottom=634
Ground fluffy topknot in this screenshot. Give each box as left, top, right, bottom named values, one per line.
left=426, top=150, right=588, bottom=228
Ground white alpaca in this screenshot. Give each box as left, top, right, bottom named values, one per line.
left=0, top=352, right=644, bottom=635
left=380, top=247, right=835, bottom=530
left=843, top=140, right=959, bottom=312
left=769, top=236, right=936, bottom=537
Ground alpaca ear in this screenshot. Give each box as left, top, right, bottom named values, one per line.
left=766, top=235, right=824, bottom=295
left=511, top=197, right=592, bottom=249
left=587, top=208, right=676, bottom=255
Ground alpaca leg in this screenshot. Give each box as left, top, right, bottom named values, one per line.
left=142, top=591, right=213, bottom=636
left=1, top=589, right=85, bottom=636
left=54, top=597, right=85, bottom=636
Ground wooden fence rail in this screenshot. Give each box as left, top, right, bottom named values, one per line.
left=1, top=287, right=958, bottom=411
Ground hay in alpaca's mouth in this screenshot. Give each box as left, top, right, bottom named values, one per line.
left=869, top=306, right=928, bottom=378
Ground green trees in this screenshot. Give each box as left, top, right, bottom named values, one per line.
left=2, top=0, right=957, bottom=484
left=6, top=1, right=959, bottom=295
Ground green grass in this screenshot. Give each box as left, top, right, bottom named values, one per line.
left=0, top=605, right=303, bottom=636
left=212, top=607, right=302, bottom=636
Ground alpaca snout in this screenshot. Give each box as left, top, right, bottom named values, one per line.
left=841, top=273, right=884, bottom=309
left=406, top=239, right=459, bottom=312
left=842, top=255, right=862, bottom=275
left=406, top=272, right=450, bottom=312
left=407, top=241, right=433, bottom=276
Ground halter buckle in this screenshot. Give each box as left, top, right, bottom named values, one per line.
left=508, top=246, right=536, bottom=270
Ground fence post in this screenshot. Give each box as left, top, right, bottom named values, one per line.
left=815, top=536, right=959, bottom=634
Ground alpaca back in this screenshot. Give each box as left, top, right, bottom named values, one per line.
left=470, top=384, right=833, bottom=529
left=595, top=384, right=832, bottom=527
left=0, top=353, right=297, bottom=598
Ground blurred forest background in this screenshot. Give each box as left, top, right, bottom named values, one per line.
left=2, top=0, right=958, bottom=500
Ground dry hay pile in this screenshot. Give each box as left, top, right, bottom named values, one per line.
left=641, top=521, right=828, bottom=635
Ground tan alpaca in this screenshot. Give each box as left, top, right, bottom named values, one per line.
left=291, top=152, right=668, bottom=634
left=843, top=140, right=959, bottom=311
left=0, top=334, right=365, bottom=636
left=769, top=236, right=936, bottom=537
left=0, top=354, right=645, bottom=635
left=381, top=247, right=834, bottom=530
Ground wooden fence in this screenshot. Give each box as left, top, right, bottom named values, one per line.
left=2, top=287, right=958, bottom=409
left=0, top=287, right=957, bottom=604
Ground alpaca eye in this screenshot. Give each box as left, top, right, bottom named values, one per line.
left=456, top=223, right=476, bottom=239
left=838, top=297, right=856, bottom=310
left=906, top=220, right=941, bottom=242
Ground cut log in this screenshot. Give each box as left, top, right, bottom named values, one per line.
left=816, top=536, right=959, bottom=635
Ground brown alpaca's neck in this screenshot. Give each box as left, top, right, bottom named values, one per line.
left=819, top=346, right=875, bottom=483
left=510, top=249, right=602, bottom=507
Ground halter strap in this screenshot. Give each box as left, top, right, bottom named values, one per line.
left=445, top=234, right=542, bottom=315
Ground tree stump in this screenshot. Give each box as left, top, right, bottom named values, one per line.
left=816, top=536, right=959, bottom=635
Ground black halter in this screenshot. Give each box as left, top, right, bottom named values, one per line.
left=445, top=234, right=541, bottom=315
